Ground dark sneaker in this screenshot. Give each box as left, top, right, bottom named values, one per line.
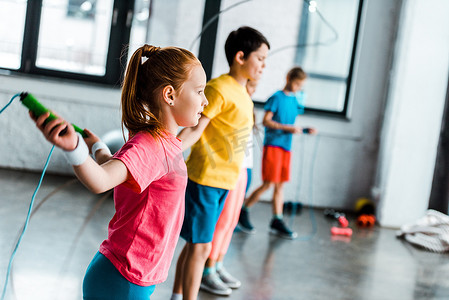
left=270, top=218, right=298, bottom=239
left=238, top=209, right=256, bottom=234
left=200, top=272, right=232, bottom=296
left=217, top=267, right=241, bottom=289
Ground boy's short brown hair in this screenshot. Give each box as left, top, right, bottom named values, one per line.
left=225, top=26, right=270, bottom=67
left=287, top=67, right=307, bottom=81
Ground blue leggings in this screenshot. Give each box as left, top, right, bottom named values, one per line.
left=245, top=168, right=252, bottom=194
left=83, top=252, right=155, bottom=299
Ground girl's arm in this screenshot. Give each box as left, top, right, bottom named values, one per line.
left=72, top=157, right=128, bottom=194
left=32, top=112, right=129, bottom=194
left=262, top=111, right=302, bottom=134
left=177, top=114, right=210, bottom=151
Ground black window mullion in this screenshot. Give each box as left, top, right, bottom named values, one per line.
left=342, top=0, right=364, bottom=117
left=198, top=0, right=222, bottom=81
left=104, top=0, right=134, bottom=86
left=21, top=0, right=43, bottom=73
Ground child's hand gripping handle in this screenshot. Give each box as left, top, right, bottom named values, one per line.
left=302, top=128, right=317, bottom=134
left=20, top=92, right=87, bottom=137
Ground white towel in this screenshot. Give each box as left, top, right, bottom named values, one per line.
left=396, top=209, right=449, bottom=253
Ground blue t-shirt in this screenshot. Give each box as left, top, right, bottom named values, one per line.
left=263, top=90, right=305, bottom=151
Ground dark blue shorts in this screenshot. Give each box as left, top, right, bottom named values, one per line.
left=83, top=252, right=156, bottom=299
left=180, top=179, right=229, bottom=243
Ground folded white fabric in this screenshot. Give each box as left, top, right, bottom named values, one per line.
left=396, top=209, right=449, bottom=253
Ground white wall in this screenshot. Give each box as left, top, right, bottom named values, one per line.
left=375, top=0, right=449, bottom=227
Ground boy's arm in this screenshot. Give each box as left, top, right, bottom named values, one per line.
left=177, top=114, right=211, bottom=151
left=262, top=111, right=302, bottom=134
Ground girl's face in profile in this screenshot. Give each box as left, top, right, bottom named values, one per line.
left=172, top=65, right=208, bottom=127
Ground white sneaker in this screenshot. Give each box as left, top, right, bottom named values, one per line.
left=200, top=272, right=232, bottom=296
left=217, top=267, right=241, bottom=289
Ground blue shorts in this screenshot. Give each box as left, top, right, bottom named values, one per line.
left=180, top=179, right=229, bottom=243
left=83, top=252, right=156, bottom=300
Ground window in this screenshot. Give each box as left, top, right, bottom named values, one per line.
left=209, top=0, right=363, bottom=115
left=67, top=0, right=97, bottom=19
left=0, top=0, right=206, bottom=85
left=127, top=0, right=206, bottom=63
left=37, top=0, right=113, bottom=76
left=296, top=0, right=362, bottom=113
left=0, top=0, right=28, bottom=69
left=0, top=0, right=133, bottom=85
left=0, top=0, right=362, bottom=115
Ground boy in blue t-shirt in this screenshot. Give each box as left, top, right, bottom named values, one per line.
left=238, top=67, right=316, bottom=239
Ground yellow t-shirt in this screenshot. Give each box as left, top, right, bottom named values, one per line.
left=186, top=74, right=254, bottom=190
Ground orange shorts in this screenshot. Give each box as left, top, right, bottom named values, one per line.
left=262, top=146, right=291, bottom=183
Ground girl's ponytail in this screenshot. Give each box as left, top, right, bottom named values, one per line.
left=121, top=45, right=163, bottom=138
left=141, top=44, right=160, bottom=59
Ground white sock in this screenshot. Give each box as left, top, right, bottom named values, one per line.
left=170, top=293, right=183, bottom=300
left=216, top=261, right=224, bottom=271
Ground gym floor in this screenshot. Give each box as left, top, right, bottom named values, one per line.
left=1, top=168, right=448, bottom=300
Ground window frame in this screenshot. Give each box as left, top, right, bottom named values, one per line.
left=292, top=0, right=365, bottom=117
left=7, top=0, right=134, bottom=86
left=2, top=0, right=364, bottom=117
left=198, top=0, right=364, bottom=117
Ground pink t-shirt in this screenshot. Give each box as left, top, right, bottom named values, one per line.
left=99, top=131, right=187, bottom=286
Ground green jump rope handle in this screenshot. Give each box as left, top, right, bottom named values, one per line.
left=20, top=92, right=87, bottom=138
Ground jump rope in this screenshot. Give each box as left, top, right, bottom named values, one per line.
left=189, top=0, right=338, bottom=53
left=0, top=93, right=88, bottom=300
left=0, top=2, right=339, bottom=298
left=1, top=95, right=325, bottom=298
left=0, top=96, right=318, bottom=299
left=289, top=132, right=321, bottom=241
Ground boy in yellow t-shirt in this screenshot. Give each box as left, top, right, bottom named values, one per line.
left=171, top=27, right=270, bottom=300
